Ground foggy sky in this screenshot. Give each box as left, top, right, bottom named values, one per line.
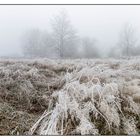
left=0, top=5, right=140, bottom=56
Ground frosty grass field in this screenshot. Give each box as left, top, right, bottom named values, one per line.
left=0, top=57, right=140, bottom=135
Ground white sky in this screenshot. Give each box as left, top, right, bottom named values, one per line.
left=0, top=5, right=140, bottom=56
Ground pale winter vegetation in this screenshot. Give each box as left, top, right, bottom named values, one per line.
left=1, top=8, right=140, bottom=136
left=0, top=57, right=140, bottom=135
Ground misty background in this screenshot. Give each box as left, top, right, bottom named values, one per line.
left=0, top=5, right=140, bottom=58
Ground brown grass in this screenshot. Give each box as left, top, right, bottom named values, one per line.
left=0, top=58, right=140, bottom=135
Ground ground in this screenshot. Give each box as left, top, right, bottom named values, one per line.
left=0, top=58, right=140, bottom=135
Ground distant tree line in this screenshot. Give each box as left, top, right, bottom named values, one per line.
left=108, top=23, right=140, bottom=58
left=21, top=10, right=99, bottom=59
left=21, top=10, right=140, bottom=59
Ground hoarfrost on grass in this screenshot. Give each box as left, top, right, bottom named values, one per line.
left=0, top=58, right=140, bottom=135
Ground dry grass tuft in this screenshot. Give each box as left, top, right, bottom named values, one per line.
left=0, top=58, right=140, bottom=135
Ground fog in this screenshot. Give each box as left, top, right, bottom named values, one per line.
left=0, top=5, right=140, bottom=57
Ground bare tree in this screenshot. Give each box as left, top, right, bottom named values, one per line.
left=51, top=10, right=78, bottom=58
left=82, top=37, right=99, bottom=58
left=40, top=31, right=55, bottom=58
left=21, top=29, right=41, bottom=57
left=21, top=29, right=55, bottom=58
left=119, top=23, right=137, bottom=57
left=108, top=45, right=122, bottom=58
